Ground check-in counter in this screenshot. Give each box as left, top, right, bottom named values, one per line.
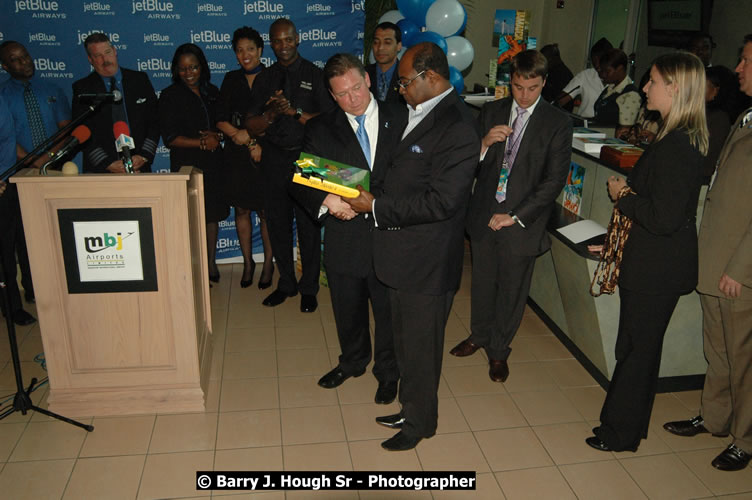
left=528, top=149, right=707, bottom=390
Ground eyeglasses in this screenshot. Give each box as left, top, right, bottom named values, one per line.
left=177, top=65, right=200, bottom=73
left=397, top=70, right=425, bottom=89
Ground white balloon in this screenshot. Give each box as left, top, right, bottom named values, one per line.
left=425, top=0, right=466, bottom=37
left=445, top=36, right=474, bottom=72
left=379, top=9, right=405, bottom=25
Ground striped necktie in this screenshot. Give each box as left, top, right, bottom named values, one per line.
left=495, top=107, right=528, bottom=203
left=23, top=82, right=48, bottom=147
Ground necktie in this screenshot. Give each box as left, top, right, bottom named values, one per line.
left=23, top=82, right=47, bottom=147
left=109, top=77, right=127, bottom=124
left=355, top=114, right=371, bottom=169
left=495, top=107, right=528, bottom=203
left=378, top=73, right=388, bottom=101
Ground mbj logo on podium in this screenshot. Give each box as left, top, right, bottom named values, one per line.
left=83, top=231, right=131, bottom=253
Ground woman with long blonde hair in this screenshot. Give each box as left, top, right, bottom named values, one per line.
left=586, top=51, right=708, bottom=453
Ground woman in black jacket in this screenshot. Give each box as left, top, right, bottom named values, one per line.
left=586, top=52, right=709, bottom=452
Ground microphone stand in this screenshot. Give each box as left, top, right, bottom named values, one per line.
left=0, top=247, right=93, bottom=431
left=0, top=98, right=106, bottom=180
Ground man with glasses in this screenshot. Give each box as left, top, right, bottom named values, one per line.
left=295, top=53, right=405, bottom=404
left=72, top=33, right=159, bottom=173
left=346, top=42, right=480, bottom=451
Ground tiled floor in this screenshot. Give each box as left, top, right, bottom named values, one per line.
left=1, top=255, right=752, bottom=499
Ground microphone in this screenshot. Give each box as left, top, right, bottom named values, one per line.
left=40, top=125, right=91, bottom=175
left=76, top=90, right=122, bottom=102
left=113, top=121, right=136, bottom=173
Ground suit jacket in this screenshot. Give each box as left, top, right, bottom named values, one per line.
left=72, top=68, right=160, bottom=173
left=697, top=113, right=752, bottom=299
left=296, top=100, right=407, bottom=277
left=366, top=62, right=402, bottom=106
left=617, top=129, right=703, bottom=295
left=467, top=97, right=572, bottom=256
left=372, top=90, right=480, bottom=295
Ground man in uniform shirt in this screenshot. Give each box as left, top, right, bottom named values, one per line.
left=246, top=18, right=335, bottom=313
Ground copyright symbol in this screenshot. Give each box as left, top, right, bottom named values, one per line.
left=197, top=475, right=211, bottom=489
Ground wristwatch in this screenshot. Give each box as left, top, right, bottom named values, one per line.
left=509, top=211, right=526, bottom=228
left=293, top=107, right=303, bottom=120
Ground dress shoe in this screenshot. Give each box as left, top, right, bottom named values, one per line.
left=375, top=413, right=405, bottom=429
left=240, top=261, right=256, bottom=288
left=262, top=289, right=296, bottom=307
left=258, top=264, right=274, bottom=290
left=374, top=381, right=398, bottom=404
left=317, top=366, right=365, bottom=389
left=381, top=431, right=423, bottom=451
left=209, top=271, right=220, bottom=283
left=300, top=294, right=318, bottom=313
left=663, top=415, right=726, bottom=437
left=488, top=359, right=509, bottom=382
left=712, top=444, right=752, bottom=471
left=12, top=309, right=36, bottom=326
left=24, top=290, right=35, bottom=304
left=449, top=338, right=481, bottom=357
left=585, top=435, right=638, bottom=453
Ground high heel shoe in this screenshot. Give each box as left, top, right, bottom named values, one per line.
left=258, top=263, right=274, bottom=290
left=209, top=272, right=220, bottom=283
left=240, top=261, right=256, bottom=289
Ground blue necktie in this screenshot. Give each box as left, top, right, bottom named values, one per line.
left=110, top=77, right=127, bottom=124
left=378, top=73, right=388, bottom=101
left=355, top=114, right=371, bottom=169
left=23, top=82, right=47, bottom=147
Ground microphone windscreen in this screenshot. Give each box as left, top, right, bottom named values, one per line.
left=61, top=161, right=79, bottom=175
left=71, top=125, right=91, bottom=143
left=113, top=120, right=130, bottom=138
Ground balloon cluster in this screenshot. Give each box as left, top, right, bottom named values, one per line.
left=378, top=0, right=474, bottom=95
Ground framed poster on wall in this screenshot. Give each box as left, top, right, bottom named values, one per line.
left=57, top=207, right=158, bottom=294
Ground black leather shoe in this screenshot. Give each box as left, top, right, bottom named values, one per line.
left=12, top=309, right=36, bottom=326
left=317, top=366, right=365, bottom=389
left=585, top=435, right=613, bottom=452
left=663, top=416, right=722, bottom=437
left=300, top=294, right=318, bottom=313
left=262, top=289, right=296, bottom=307
left=712, top=444, right=752, bottom=471
left=374, top=381, right=398, bottom=404
left=240, top=261, right=256, bottom=288
left=489, top=359, right=509, bottom=382
left=585, top=435, right=638, bottom=452
left=381, top=431, right=424, bottom=451
left=375, top=413, right=405, bottom=429
left=24, top=290, right=35, bottom=304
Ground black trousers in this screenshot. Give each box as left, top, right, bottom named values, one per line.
left=595, top=288, right=680, bottom=450
left=469, top=234, right=536, bottom=361
left=327, top=268, right=398, bottom=383
left=390, top=287, right=454, bottom=438
left=0, top=188, right=23, bottom=314
left=262, top=150, right=321, bottom=296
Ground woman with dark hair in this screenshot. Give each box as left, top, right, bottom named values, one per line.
left=216, top=27, right=274, bottom=289
left=159, top=43, right=228, bottom=282
left=586, top=51, right=708, bottom=453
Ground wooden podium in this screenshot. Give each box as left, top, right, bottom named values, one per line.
left=11, top=167, right=213, bottom=416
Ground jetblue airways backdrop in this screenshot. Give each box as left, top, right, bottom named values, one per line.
left=0, top=0, right=365, bottom=261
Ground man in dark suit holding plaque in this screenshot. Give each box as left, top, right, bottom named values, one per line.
left=450, top=50, right=572, bottom=383
left=296, top=53, right=404, bottom=403
left=71, top=33, right=159, bottom=174
left=346, top=42, right=480, bottom=451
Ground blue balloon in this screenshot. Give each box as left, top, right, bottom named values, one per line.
left=409, top=30, right=448, bottom=53
left=397, top=0, right=434, bottom=27
left=397, top=19, right=420, bottom=47
left=449, top=66, right=464, bottom=94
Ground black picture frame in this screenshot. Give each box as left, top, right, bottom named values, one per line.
left=57, top=207, right=158, bottom=294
